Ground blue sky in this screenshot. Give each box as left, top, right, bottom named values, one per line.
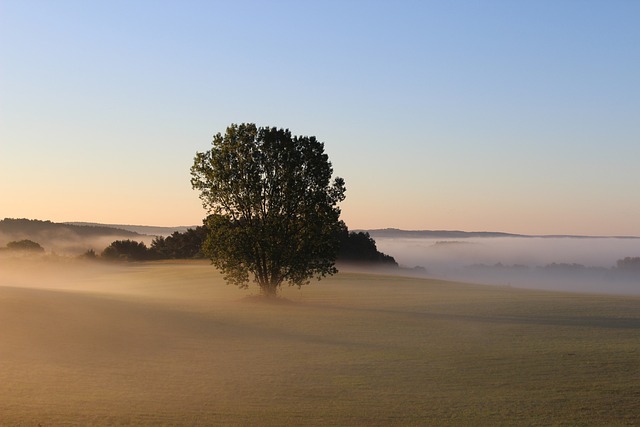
left=1, top=0, right=639, bottom=235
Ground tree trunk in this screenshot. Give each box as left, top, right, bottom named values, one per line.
left=260, top=282, right=279, bottom=297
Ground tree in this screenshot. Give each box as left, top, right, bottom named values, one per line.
left=191, top=123, right=346, bottom=296
left=102, top=240, right=150, bottom=261
left=6, top=239, right=45, bottom=252
left=337, top=228, right=398, bottom=266
left=82, top=249, right=97, bottom=259
left=150, top=226, right=208, bottom=259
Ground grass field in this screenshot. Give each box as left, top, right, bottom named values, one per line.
left=1, top=259, right=639, bottom=425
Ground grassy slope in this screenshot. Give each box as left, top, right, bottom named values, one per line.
left=0, top=260, right=639, bottom=426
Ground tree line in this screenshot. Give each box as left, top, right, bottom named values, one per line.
left=97, top=223, right=398, bottom=267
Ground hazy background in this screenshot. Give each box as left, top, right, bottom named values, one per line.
left=2, top=1, right=639, bottom=236
left=377, top=237, right=640, bottom=270
left=375, top=236, right=640, bottom=294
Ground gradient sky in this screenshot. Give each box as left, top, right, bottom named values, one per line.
left=1, top=0, right=639, bottom=235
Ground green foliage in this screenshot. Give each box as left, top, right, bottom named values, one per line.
left=150, top=227, right=208, bottom=259
left=5, top=239, right=45, bottom=252
left=102, top=240, right=150, bottom=261
left=191, top=123, right=346, bottom=296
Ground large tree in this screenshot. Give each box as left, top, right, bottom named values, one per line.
left=191, top=123, right=346, bottom=296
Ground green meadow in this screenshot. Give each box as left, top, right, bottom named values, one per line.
left=1, top=260, right=639, bottom=425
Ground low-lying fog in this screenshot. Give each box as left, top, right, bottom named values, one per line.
left=375, top=237, right=640, bottom=295
left=0, top=232, right=155, bottom=255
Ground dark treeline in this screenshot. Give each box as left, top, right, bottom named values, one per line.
left=99, top=229, right=207, bottom=261
left=149, top=226, right=209, bottom=259
left=337, top=228, right=397, bottom=265
left=99, top=224, right=397, bottom=266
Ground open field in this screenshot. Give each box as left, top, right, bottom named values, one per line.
left=1, top=259, right=639, bottom=425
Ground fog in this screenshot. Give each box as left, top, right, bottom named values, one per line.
left=2, top=257, right=640, bottom=424
left=375, top=237, right=640, bottom=295
left=0, top=231, right=155, bottom=255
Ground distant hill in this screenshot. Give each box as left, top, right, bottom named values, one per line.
left=363, top=229, right=524, bottom=239
left=65, top=222, right=195, bottom=237
left=363, top=228, right=640, bottom=239
left=1, top=218, right=141, bottom=238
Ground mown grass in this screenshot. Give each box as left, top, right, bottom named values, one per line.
left=0, top=260, right=639, bottom=425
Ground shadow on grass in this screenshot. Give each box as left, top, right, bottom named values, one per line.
left=239, top=295, right=298, bottom=305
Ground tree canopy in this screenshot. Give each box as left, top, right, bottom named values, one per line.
left=150, top=226, right=208, bottom=259
left=5, top=239, right=45, bottom=252
left=191, top=123, right=346, bottom=296
left=101, top=240, right=150, bottom=261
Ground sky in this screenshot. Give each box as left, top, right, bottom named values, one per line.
left=1, top=0, right=639, bottom=235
